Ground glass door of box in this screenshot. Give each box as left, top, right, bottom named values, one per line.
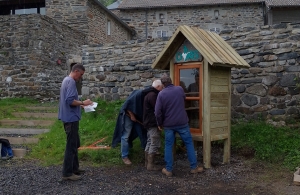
left=175, top=63, right=202, bottom=135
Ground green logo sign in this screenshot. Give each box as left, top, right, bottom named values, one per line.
left=174, top=40, right=203, bottom=63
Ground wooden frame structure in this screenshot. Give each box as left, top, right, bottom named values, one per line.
left=152, top=25, right=250, bottom=168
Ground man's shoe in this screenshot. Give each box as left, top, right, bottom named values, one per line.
left=190, top=166, right=204, bottom=174
left=62, top=174, right=82, bottom=181
left=73, top=169, right=85, bottom=175
left=162, top=168, right=172, bottom=177
left=122, top=157, right=132, bottom=165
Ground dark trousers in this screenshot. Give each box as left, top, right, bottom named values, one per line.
left=62, top=121, right=80, bottom=177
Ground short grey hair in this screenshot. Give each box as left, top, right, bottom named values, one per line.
left=152, top=80, right=162, bottom=88
left=71, top=63, right=85, bottom=72
left=160, top=73, right=172, bottom=86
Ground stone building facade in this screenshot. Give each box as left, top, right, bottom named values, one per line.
left=45, top=0, right=134, bottom=44
left=117, top=3, right=265, bottom=39
left=80, top=23, right=300, bottom=121
left=0, top=14, right=86, bottom=98
left=1, top=14, right=300, bottom=121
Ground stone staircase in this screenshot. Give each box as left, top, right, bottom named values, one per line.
left=0, top=106, right=57, bottom=158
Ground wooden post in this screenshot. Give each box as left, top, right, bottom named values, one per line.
left=203, top=60, right=211, bottom=168
left=223, top=69, right=231, bottom=164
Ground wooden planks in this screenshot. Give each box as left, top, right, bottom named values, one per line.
left=152, top=25, right=250, bottom=71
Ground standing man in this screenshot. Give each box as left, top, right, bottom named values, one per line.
left=58, top=63, right=93, bottom=181
left=155, top=74, right=203, bottom=177
left=142, top=80, right=163, bottom=171
left=112, top=89, right=147, bottom=165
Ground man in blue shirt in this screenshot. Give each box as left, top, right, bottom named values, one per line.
left=155, top=73, right=203, bottom=177
left=58, top=63, right=92, bottom=181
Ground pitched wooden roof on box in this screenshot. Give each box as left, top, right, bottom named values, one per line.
left=152, top=25, right=250, bottom=70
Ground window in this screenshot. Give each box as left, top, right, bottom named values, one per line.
left=107, top=21, right=111, bottom=36
left=157, top=30, right=167, bottom=38
left=15, top=8, right=37, bottom=15
left=214, top=10, right=219, bottom=19
left=159, top=13, right=164, bottom=19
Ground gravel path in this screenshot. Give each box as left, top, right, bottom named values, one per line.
left=0, top=148, right=298, bottom=195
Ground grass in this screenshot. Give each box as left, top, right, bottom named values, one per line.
left=231, top=120, right=300, bottom=170
left=2, top=97, right=300, bottom=171
left=0, top=97, right=38, bottom=119
left=28, top=98, right=148, bottom=166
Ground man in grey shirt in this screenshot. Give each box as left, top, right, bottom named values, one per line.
left=58, top=63, right=92, bottom=181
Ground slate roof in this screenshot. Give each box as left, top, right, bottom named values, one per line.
left=119, top=0, right=300, bottom=9
left=265, top=0, right=300, bottom=7
left=119, top=0, right=263, bottom=9
left=152, top=25, right=250, bottom=70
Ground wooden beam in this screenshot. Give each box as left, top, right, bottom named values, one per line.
left=202, top=60, right=211, bottom=168
left=223, top=69, right=231, bottom=164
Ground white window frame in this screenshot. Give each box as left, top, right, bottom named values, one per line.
left=157, top=30, right=167, bottom=38
left=107, top=20, right=111, bottom=36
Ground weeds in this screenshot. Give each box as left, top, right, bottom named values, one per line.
left=232, top=120, right=300, bottom=170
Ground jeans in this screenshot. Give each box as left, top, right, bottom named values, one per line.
left=121, top=115, right=132, bottom=158
left=164, top=124, right=197, bottom=172
left=62, top=121, right=80, bottom=177
left=145, top=127, right=161, bottom=154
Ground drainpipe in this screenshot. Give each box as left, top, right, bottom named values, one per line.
left=145, top=9, right=148, bottom=39
left=262, top=2, right=266, bottom=25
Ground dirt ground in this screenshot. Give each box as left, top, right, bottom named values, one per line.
left=0, top=146, right=299, bottom=195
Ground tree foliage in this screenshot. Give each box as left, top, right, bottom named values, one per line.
left=98, top=0, right=117, bottom=7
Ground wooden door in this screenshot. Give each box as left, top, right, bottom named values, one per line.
left=174, top=63, right=203, bottom=135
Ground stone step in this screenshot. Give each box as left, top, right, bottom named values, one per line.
left=0, top=136, right=39, bottom=144
left=12, top=148, right=27, bottom=158
left=0, top=119, right=54, bottom=127
left=12, top=112, right=57, bottom=118
left=0, top=128, right=49, bottom=135
left=25, top=106, right=58, bottom=112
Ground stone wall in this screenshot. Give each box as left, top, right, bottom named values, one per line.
left=82, top=23, right=300, bottom=121
left=118, top=4, right=264, bottom=39
left=224, top=23, right=300, bottom=121
left=46, top=0, right=89, bottom=34
left=46, top=0, right=132, bottom=44
left=0, top=14, right=86, bottom=98
left=81, top=38, right=169, bottom=101
left=1, top=14, right=300, bottom=120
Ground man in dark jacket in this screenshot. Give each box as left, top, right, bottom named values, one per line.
left=112, top=90, right=147, bottom=165
left=142, top=80, right=163, bottom=171
left=155, top=74, right=203, bottom=177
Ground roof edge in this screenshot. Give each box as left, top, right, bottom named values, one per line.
left=118, top=1, right=264, bottom=10
left=91, top=0, right=135, bottom=36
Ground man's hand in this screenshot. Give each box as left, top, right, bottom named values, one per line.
left=82, top=99, right=93, bottom=106
left=127, top=110, right=136, bottom=122
left=130, top=115, right=137, bottom=122
left=158, top=126, right=163, bottom=131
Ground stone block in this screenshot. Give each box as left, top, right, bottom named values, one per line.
left=12, top=148, right=27, bottom=158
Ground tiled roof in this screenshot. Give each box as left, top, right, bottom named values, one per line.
left=118, top=0, right=264, bottom=9
left=119, top=0, right=300, bottom=9
left=266, top=0, right=300, bottom=7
